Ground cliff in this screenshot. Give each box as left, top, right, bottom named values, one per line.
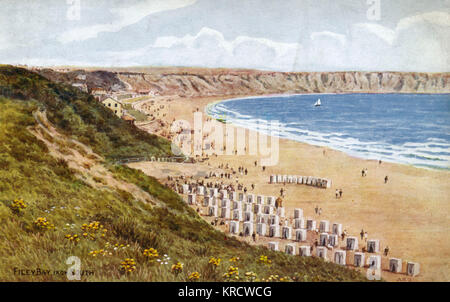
left=34, top=67, right=449, bottom=97
left=115, top=69, right=449, bottom=96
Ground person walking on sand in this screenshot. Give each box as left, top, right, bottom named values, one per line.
left=360, top=229, right=364, bottom=240
left=384, top=176, right=388, bottom=184
left=339, top=189, right=343, bottom=198
left=314, top=205, right=319, bottom=215
left=364, top=231, right=368, bottom=242
left=245, top=168, right=248, bottom=175
left=335, top=189, right=339, bottom=199
left=384, top=246, right=389, bottom=256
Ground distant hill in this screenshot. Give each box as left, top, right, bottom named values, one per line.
left=0, top=65, right=367, bottom=281
left=34, top=66, right=449, bottom=96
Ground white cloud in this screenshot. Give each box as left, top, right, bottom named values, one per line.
left=349, top=11, right=450, bottom=71
left=311, top=31, right=346, bottom=46
left=396, top=11, right=450, bottom=32
left=103, top=27, right=300, bottom=70
left=59, top=0, right=197, bottom=44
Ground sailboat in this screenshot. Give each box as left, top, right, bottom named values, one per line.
left=314, top=98, right=321, bottom=107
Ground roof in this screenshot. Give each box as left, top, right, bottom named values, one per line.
left=122, top=115, right=135, bottom=121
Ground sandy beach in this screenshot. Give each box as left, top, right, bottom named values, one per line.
left=128, top=94, right=450, bottom=282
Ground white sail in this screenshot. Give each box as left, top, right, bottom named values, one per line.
left=314, top=98, right=321, bottom=106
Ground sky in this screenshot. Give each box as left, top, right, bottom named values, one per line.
left=0, top=0, right=449, bottom=72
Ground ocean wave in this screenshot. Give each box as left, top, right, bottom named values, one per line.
left=207, top=95, right=450, bottom=170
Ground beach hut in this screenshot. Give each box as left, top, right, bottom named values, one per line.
left=270, top=175, right=277, bottom=184
left=256, top=223, right=267, bottom=236
left=319, top=233, right=329, bottom=246
left=220, top=189, right=228, bottom=200
left=294, top=208, right=303, bottom=219
left=367, top=239, right=380, bottom=253
left=232, top=200, right=241, bottom=210
left=182, top=184, right=190, bottom=194
left=220, top=199, right=230, bottom=208
left=243, top=222, right=253, bottom=236
left=269, top=224, right=280, bottom=238
left=256, top=214, right=265, bottom=224
left=203, top=196, right=211, bottom=207
left=256, top=195, right=265, bottom=204
left=208, top=206, right=218, bottom=217
left=229, top=191, right=237, bottom=201
left=328, top=234, right=339, bottom=247
left=316, top=247, right=327, bottom=260
left=299, top=246, right=311, bottom=257
left=367, top=255, right=381, bottom=269
left=297, top=176, right=303, bottom=184
left=306, top=219, right=316, bottom=231
left=243, top=203, right=252, bottom=212
left=285, top=243, right=296, bottom=255
left=269, top=214, right=280, bottom=226
left=187, top=194, right=196, bottom=205
left=334, top=250, right=346, bottom=265
left=295, top=229, right=307, bottom=242
left=268, top=242, right=279, bottom=251
left=229, top=221, right=239, bottom=234
left=238, top=192, right=245, bottom=201
left=263, top=205, right=274, bottom=215
left=267, top=196, right=276, bottom=207
left=319, top=220, right=330, bottom=233
left=281, top=226, right=292, bottom=240
left=332, top=223, right=342, bottom=236
left=220, top=207, right=231, bottom=219
left=197, top=186, right=205, bottom=195
left=277, top=207, right=285, bottom=218
left=294, top=218, right=305, bottom=229
left=247, top=194, right=255, bottom=203
left=232, top=209, right=243, bottom=222
left=406, top=262, right=420, bottom=277
left=253, top=204, right=262, bottom=215
left=389, top=258, right=402, bottom=273
left=346, top=236, right=358, bottom=251
left=244, top=211, right=254, bottom=222
left=277, top=175, right=283, bottom=183
left=287, top=175, right=293, bottom=183
left=354, top=252, right=365, bottom=267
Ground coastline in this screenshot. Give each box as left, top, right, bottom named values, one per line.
left=129, top=93, right=450, bottom=282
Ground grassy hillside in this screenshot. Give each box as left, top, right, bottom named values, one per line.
left=0, top=65, right=171, bottom=160
left=0, top=66, right=367, bottom=281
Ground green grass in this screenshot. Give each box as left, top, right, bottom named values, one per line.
left=123, top=104, right=149, bottom=122
left=0, top=65, right=171, bottom=160
left=0, top=66, right=368, bottom=282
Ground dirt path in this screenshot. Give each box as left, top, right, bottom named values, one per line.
left=29, top=111, right=156, bottom=205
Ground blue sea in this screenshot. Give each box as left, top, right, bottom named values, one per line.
left=206, top=93, right=450, bottom=170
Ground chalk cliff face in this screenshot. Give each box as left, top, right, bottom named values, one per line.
left=36, top=67, right=449, bottom=96
left=116, top=70, right=449, bottom=96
